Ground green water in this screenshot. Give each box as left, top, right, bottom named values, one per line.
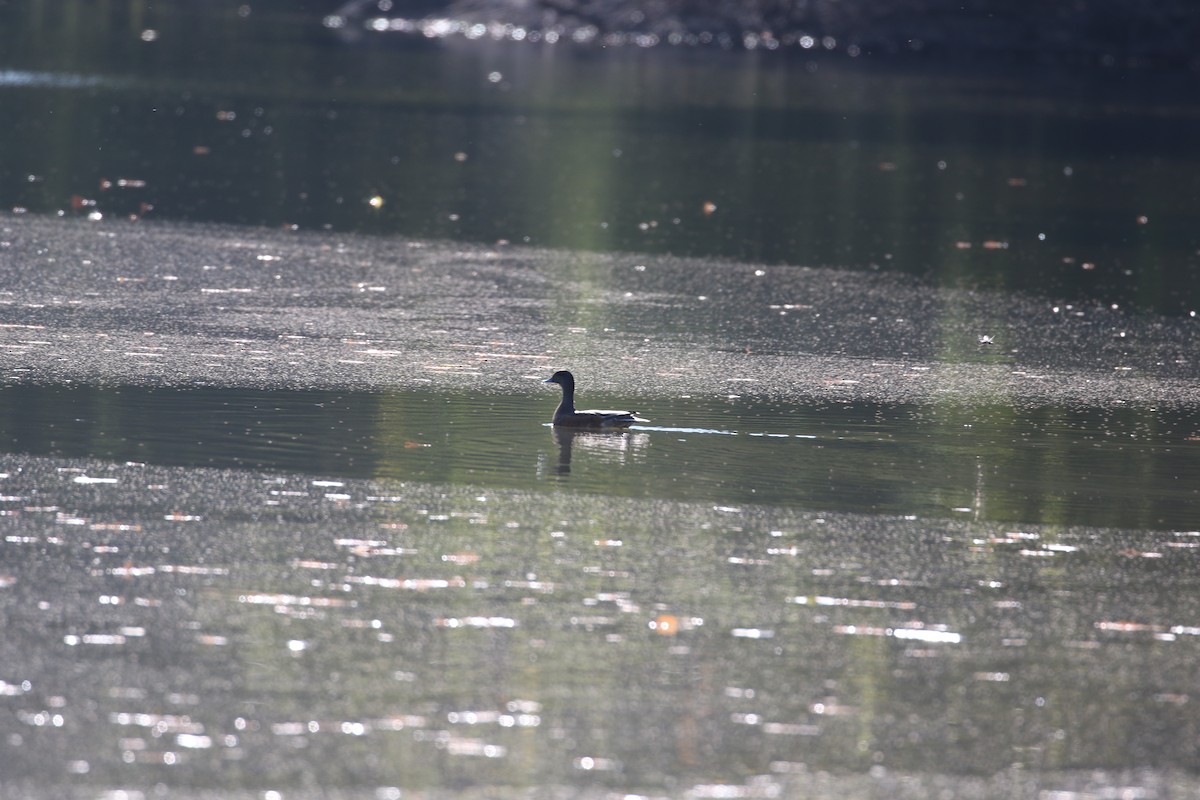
left=1, top=421, right=1199, bottom=797
left=2, top=2, right=1200, bottom=797
left=0, top=384, right=1194, bottom=530
left=2, top=3, right=1199, bottom=314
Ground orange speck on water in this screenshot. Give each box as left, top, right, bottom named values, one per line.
left=1096, top=619, right=1162, bottom=633
left=652, top=615, right=679, bottom=635
left=702, top=201, right=717, bottom=215
left=403, top=440, right=429, bottom=449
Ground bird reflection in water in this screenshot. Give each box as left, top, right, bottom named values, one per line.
left=550, top=426, right=649, bottom=475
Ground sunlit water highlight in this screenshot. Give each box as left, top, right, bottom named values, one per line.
left=0, top=4, right=1198, bottom=795
left=2, top=446, right=1200, bottom=797
left=0, top=69, right=108, bottom=88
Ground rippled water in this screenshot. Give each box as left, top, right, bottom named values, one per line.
left=3, top=435, right=1200, bottom=798
left=2, top=3, right=1199, bottom=314
left=2, top=3, right=1199, bottom=797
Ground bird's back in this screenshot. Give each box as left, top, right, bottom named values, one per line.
left=554, top=408, right=646, bottom=428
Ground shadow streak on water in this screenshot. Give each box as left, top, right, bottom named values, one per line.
left=0, top=383, right=1194, bottom=530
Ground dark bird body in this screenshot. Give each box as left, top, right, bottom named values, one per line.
left=543, top=370, right=647, bottom=428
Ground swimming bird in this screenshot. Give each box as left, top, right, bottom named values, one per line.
left=543, top=370, right=647, bottom=428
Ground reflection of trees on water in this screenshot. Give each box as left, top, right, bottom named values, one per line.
left=334, top=0, right=1200, bottom=63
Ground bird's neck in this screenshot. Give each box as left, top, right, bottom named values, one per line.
left=557, top=385, right=576, bottom=415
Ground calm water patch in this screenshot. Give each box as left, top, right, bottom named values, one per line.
left=0, top=384, right=1194, bottom=529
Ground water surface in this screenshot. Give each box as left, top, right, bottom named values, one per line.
left=1, top=3, right=1199, bottom=798
left=0, top=384, right=1194, bottom=530
left=1, top=3, right=1198, bottom=314
left=2, top=442, right=1200, bottom=798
